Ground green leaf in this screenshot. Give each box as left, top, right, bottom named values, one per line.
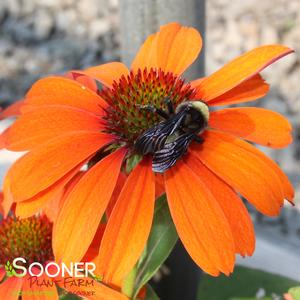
left=126, top=154, right=142, bottom=173
left=288, top=287, right=300, bottom=300
left=198, top=266, right=300, bottom=300
left=230, top=298, right=272, bottom=300
left=59, top=294, right=81, bottom=300
left=4, top=261, right=10, bottom=271
left=133, top=195, right=178, bottom=299
left=5, top=261, right=14, bottom=277
left=145, top=285, right=160, bottom=300
left=58, top=286, right=82, bottom=299
left=122, top=265, right=138, bottom=298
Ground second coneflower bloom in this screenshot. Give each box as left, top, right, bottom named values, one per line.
left=2, top=23, right=294, bottom=284
left=0, top=213, right=127, bottom=300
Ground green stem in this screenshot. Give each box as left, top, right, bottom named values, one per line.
left=122, top=265, right=138, bottom=299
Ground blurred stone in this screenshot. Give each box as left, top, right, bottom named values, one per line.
left=38, top=0, right=63, bottom=9
left=5, top=0, right=21, bottom=17
left=261, top=24, right=278, bottom=44
left=0, top=0, right=119, bottom=105
left=284, top=26, right=300, bottom=52
left=22, top=0, right=36, bottom=15
left=33, top=9, right=54, bottom=39
left=109, top=0, right=119, bottom=10
left=77, top=0, right=106, bottom=21
left=89, top=19, right=110, bottom=39
left=55, top=9, right=77, bottom=33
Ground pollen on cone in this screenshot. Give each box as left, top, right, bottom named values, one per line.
left=0, top=215, right=54, bottom=265
left=100, top=68, right=196, bottom=144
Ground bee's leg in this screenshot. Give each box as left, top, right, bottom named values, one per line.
left=138, top=104, right=169, bottom=119
left=164, top=97, right=175, bottom=115
left=193, top=135, right=204, bottom=144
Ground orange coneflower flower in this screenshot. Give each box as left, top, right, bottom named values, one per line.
left=0, top=214, right=56, bottom=300
left=0, top=100, right=23, bottom=149
left=2, top=23, right=294, bottom=283
left=0, top=100, right=24, bottom=122
left=0, top=210, right=127, bottom=300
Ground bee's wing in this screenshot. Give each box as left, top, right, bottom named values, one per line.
left=152, top=133, right=194, bottom=173
left=135, top=109, right=187, bottom=154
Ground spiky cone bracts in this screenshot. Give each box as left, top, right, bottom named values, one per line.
left=0, top=215, right=53, bottom=266
left=0, top=214, right=57, bottom=299
left=1, top=23, right=294, bottom=283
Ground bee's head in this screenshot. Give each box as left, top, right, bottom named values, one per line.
left=191, top=101, right=209, bottom=122
left=176, top=100, right=209, bottom=123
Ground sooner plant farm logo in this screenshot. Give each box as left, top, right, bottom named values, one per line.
left=5, top=261, right=23, bottom=278
left=6, top=258, right=100, bottom=297
left=5, top=257, right=101, bottom=297
left=5, top=257, right=97, bottom=278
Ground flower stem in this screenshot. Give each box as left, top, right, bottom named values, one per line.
left=122, top=265, right=138, bottom=298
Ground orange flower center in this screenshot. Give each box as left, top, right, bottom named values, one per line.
left=0, top=215, right=54, bottom=266
left=99, top=68, right=196, bottom=146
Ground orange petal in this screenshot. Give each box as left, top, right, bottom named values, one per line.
left=154, top=23, right=182, bottom=69
left=0, top=267, right=5, bottom=281
left=132, top=23, right=202, bottom=75
left=197, top=45, right=293, bottom=101
left=220, top=133, right=294, bottom=203
left=162, top=25, right=202, bottom=75
left=64, top=71, right=98, bottom=92
left=0, top=99, right=24, bottom=120
left=131, top=33, right=158, bottom=73
left=2, top=176, right=14, bottom=216
left=15, top=184, right=63, bottom=219
left=190, top=77, right=205, bottom=90
left=204, top=74, right=269, bottom=106
left=155, top=173, right=165, bottom=198
left=97, top=158, right=155, bottom=285
left=165, top=161, right=235, bottom=276
left=184, top=154, right=255, bottom=257
left=0, top=192, right=3, bottom=215
left=0, top=133, right=5, bottom=149
left=84, top=62, right=130, bottom=88
left=22, top=273, right=58, bottom=300
left=58, top=171, right=85, bottom=207
left=53, top=148, right=126, bottom=264
left=284, top=294, right=294, bottom=300
left=15, top=165, right=81, bottom=220
left=43, top=171, right=85, bottom=222
left=25, top=77, right=106, bottom=113
left=209, top=107, right=292, bottom=148
left=0, top=277, right=23, bottom=300
left=106, top=172, right=127, bottom=218
left=6, top=131, right=113, bottom=201
left=3, top=105, right=103, bottom=151
left=82, top=223, right=106, bottom=263
left=192, top=130, right=285, bottom=216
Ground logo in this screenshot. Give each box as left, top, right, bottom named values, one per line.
left=6, top=258, right=99, bottom=297
left=5, top=261, right=23, bottom=278
left=5, top=258, right=96, bottom=278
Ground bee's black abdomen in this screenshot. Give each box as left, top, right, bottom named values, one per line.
left=135, top=100, right=209, bottom=173
left=152, top=133, right=194, bottom=173
left=134, top=109, right=187, bottom=155
left=134, top=125, right=167, bottom=155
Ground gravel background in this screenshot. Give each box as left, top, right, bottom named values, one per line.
left=0, top=0, right=119, bottom=104
left=0, top=0, right=300, bottom=280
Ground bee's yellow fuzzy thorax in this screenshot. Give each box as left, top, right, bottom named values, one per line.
left=191, top=101, right=210, bottom=123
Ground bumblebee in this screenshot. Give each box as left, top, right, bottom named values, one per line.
left=134, top=99, right=209, bottom=173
